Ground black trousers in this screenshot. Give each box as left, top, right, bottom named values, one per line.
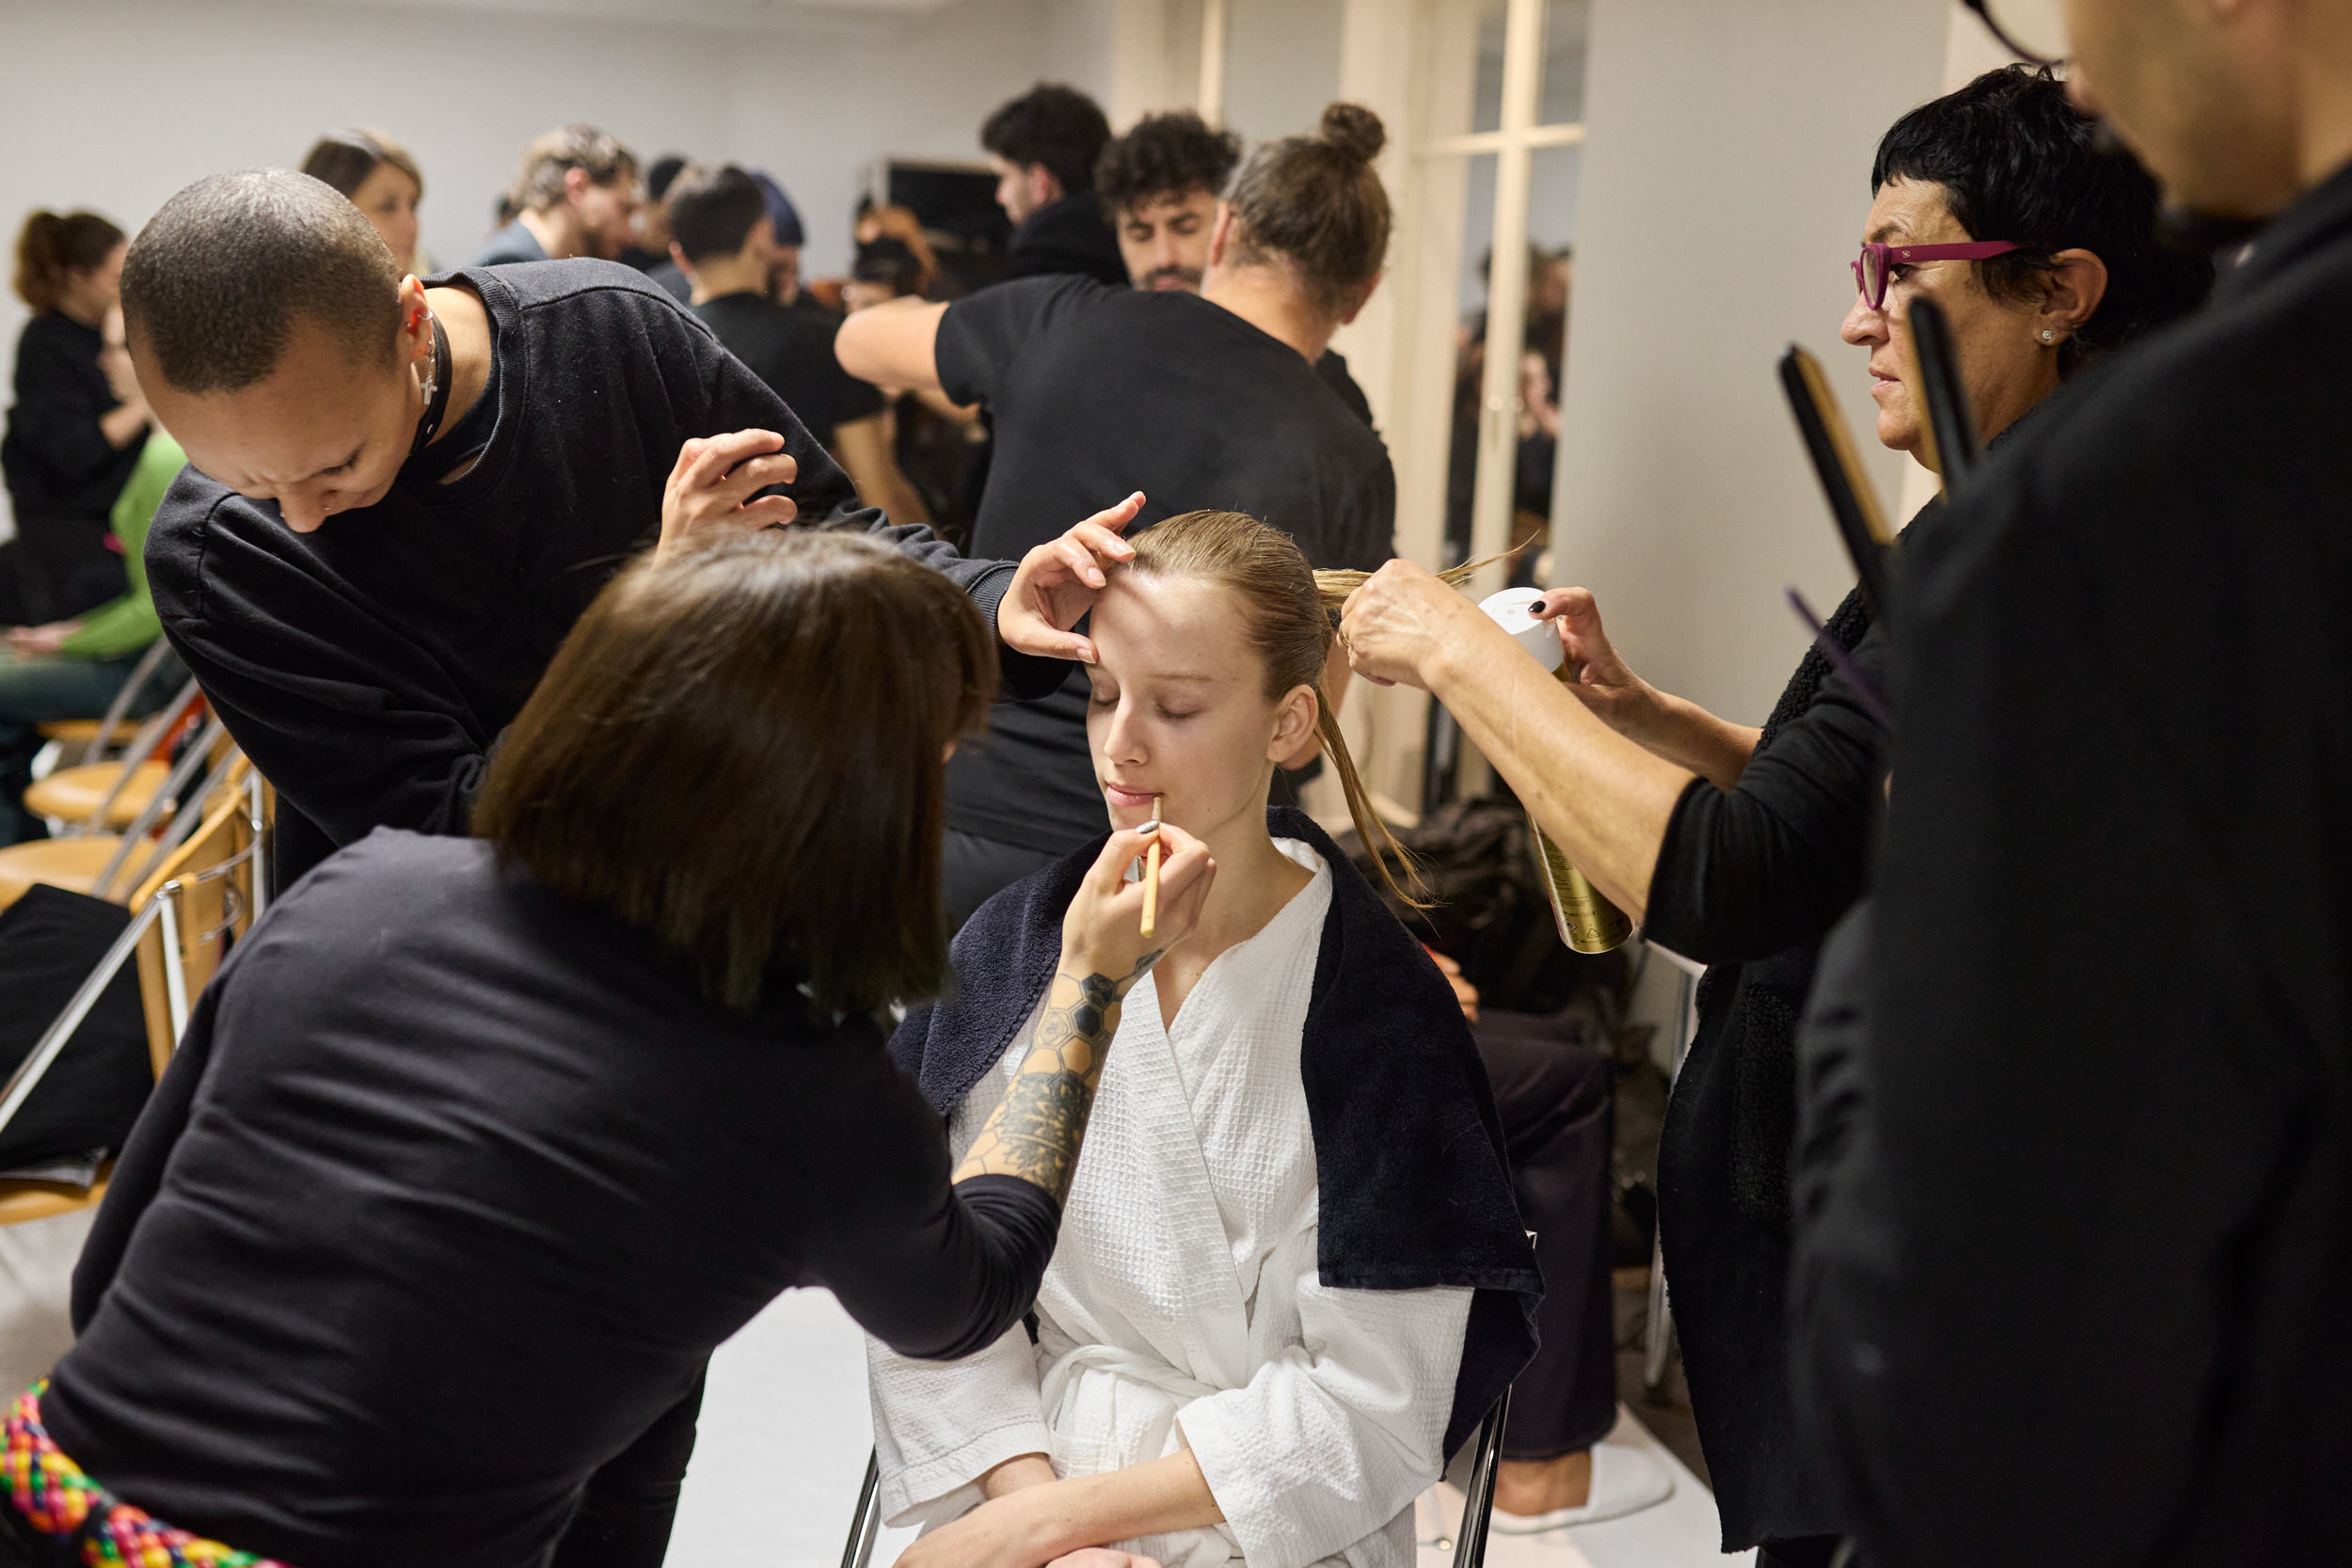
left=550, top=1371, right=707, bottom=1568
left=1473, top=1010, right=1620, bottom=1461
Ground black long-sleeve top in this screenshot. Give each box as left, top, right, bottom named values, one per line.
left=1637, top=571, right=1895, bottom=1551
left=1792, top=158, right=2352, bottom=1568
left=144, top=261, right=1059, bottom=893
left=2, top=310, right=142, bottom=518
left=43, top=830, right=1058, bottom=1568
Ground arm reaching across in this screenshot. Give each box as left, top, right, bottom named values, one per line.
left=837, top=297, right=950, bottom=396
left=957, top=822, right=1214, bottom=1206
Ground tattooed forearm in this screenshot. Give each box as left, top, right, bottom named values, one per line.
left=955, top=951, right=1162, bottom=1205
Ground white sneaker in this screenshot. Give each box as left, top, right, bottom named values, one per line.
left=1487, top=1445, right=1675, bottom=1533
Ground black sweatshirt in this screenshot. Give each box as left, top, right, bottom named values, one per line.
left=2, top=310, right=142, bottom=518
left=44, top=830, right=1058, bottom=1568
left=143, top=261, right=1054, bottom=892
left=1793, top=159, right=2352, bottom=1568
left=1639, top=578, right=1890, bottom=1551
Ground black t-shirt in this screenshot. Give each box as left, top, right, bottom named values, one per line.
left=937, top=277, right=1395, bottom=851
left=2, top=311, right=143, bottom=518
left=692, top=290, right=885, bottom=450
left=44, top=831, right=1057, bottom=1568
left=146, top=261, right=1046, bottom=893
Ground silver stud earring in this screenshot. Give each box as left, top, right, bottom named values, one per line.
left=2041, top=329, right=2055, bottom=342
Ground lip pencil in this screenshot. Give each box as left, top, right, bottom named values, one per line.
left=1140, top=794, right=1165, bottom=940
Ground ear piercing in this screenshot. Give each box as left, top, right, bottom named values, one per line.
left=2041, top=329, right=2055, bottom=341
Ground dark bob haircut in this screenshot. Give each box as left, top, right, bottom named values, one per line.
left=473, top=530, right=997, bottom=1018
left=1872, top=65, right=2213, bottom=373
left=665, top=163, right=767, bottom=265
left=1095, top=111, right=1243, bottom=217
left=981, top=84, right=1112, bottom=197
left=122, top=170, right=401, bottom=395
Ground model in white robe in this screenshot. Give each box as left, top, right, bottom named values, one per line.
left=866, top=842, right=1475, bottom=1568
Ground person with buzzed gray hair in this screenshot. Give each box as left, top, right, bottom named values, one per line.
left=110, top=167, right=1141, bottom=1566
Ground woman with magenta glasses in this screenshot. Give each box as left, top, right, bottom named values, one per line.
left=1333, top=67, right=2211, bottom=1566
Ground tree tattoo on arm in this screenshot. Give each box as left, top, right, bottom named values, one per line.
left=955, top=951, right=1162, bottom=1205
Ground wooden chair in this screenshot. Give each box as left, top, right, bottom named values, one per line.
left=0, top=713, right=228, bottom=911
left=25, top=640, right=181, bottom=777
left=21, top=674, right=204, bottom=837
left=0, top=755, right=264, bottom=1227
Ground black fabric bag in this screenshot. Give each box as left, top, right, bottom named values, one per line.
left=0, top=885, right=153, bottom=1173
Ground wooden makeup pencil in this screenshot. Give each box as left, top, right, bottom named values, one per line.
left=1140, top=794, right=1165, bottom=939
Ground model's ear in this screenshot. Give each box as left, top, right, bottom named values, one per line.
left=1267, top=683, right=1320, bottom=765
left=1205, top=204, right=1238, bottom=270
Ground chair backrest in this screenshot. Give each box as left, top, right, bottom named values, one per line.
left=66, top=677, right=206, bottom=841
left=76, top=639, right=179, bottom=767
left=87, top=716, right=232, bottom=902
left=129, top=758, right=260, bottom=1075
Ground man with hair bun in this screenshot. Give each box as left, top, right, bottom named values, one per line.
left=842, top=103, right=1398, bottom=927
left=474, top=121, right=642, bottom=265
left=118, top=164, right=1138, bottom=1568
left=1096, top=109, right=1377, bottom=425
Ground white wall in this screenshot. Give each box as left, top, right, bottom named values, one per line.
left=0, top=0, right=1113, bottom=540
left=1549, top=0, right=1950, bottom=727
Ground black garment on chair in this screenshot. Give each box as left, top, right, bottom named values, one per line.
left=0, top=885, right=153, bottom=1173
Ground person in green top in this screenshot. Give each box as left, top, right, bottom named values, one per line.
left=0, top=306, right=184, bottom=843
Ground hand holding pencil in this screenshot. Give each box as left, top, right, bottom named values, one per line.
left=1059, top=816, right=1214, bottom=983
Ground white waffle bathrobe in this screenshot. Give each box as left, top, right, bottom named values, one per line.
left=866, top=843, right=1473, bottom=1568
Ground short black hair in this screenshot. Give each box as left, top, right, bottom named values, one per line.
left=980, top=84, right=1111, bottom=197
left=646, top=154, right=689, bottom=203
left=122, top=169, right=402, bottom=395
left=1095, top=111, right=1242, bottom=218
left=852, top=236, right=923, bottom=296
left=665, top=164, right=767, bottom=265
left=1872, top=65, right=2213, bottom=372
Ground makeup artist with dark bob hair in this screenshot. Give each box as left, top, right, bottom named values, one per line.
left=0, top=531, right=1213, bottom=1568
left=1336, top=67, right=2210, bottom=1567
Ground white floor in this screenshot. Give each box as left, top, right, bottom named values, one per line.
left=675, top=1289, right=1747, bottom=1568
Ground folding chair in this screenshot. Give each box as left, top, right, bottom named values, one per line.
left=836, top=1386, right=1516, bottom=1568
left=0, top=752, right=263, bottom=1228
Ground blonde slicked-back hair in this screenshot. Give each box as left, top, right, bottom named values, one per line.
left=1126, top=511, right=1486, bottom=910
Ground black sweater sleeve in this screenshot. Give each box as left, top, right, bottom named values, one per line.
left=8, top=318, right=119, bottom=487
left=801, top=1052, right=1060, bottom=1360
left=1642, top=623, right=1889, bottom=964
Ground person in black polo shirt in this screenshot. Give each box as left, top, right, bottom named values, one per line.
left=841, top=103, right=1398, bottom=927
left=119, top=167, right=1137, bottom=1568
left=667, top=163, right=930, bottom=530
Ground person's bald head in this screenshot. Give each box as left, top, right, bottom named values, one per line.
left=2067, top=0, right=2352, bottom=221
left=123, top=169, right=437, bottom=534
left=124, top=169, right=405, bottom=394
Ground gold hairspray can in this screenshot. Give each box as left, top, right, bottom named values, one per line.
left=1478, top=588, right=1634, bottom=955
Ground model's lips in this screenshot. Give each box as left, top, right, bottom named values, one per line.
left=1103, top=782, right=1158, bottom=810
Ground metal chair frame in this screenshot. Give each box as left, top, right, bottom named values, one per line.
left=838, top=1388, right=1516, bottom=1568
left=60, top=677, right=205, bottom=840
left=74, top=638, right=181, bottom=767
left=87, top=719, right=233, bottom=901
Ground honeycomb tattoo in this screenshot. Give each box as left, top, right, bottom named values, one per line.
left=955, top=951, right=1162, bottom=1205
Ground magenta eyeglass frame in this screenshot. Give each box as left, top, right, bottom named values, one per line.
left=1852, top=240, right=2024, bottom=309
